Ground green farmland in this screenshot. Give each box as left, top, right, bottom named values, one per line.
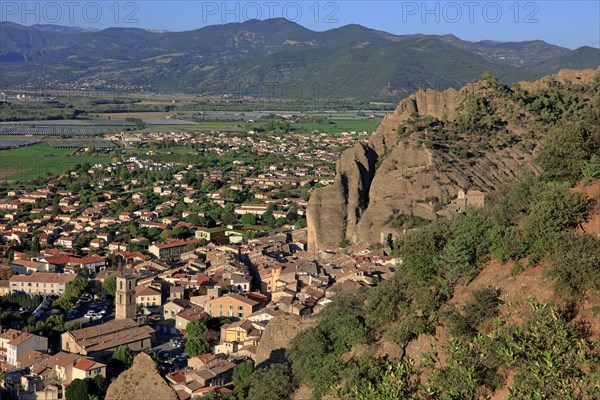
left=291, top=118, right=381, bottom=134
left=0, top=143, right=112, bottom=181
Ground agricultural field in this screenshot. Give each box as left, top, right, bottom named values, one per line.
left=143, top=119, right=196, bottom=125
left=137, top=124, right=212, bottom=133
left=0, top=126, right=120, bottom=136
left=0, top=143, right=112, bottom=180
left=0, top=119, right=133, bottom=126
left=194, top=121, right=246, bottom=127
left=0, top=139, right=40, bottom=149
left=291, top=118, right=381, bottom=134
left=136, top=101, right=175, bottom=105
left=93, top=111, right=177, bottom=120
left=48, top=140, right=115, bottom=149
left=176, top=120, right=245, bottom=132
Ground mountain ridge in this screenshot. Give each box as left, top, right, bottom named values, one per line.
left=1, top=19, right=599, bottom=100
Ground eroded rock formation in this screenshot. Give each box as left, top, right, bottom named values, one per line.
left=105, top=353, right=178, bottom=400
left=308, top=69, right=598, bottom=249
left=254, top=314, right=316, bottom=368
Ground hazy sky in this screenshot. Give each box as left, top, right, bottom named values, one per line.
left=1, top=1, right=598, bottom=49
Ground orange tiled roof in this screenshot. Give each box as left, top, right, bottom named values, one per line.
left=73, top=358, right=104, bottom=371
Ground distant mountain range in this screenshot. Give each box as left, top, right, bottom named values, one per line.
left=1, top=19, right=599, bottom=101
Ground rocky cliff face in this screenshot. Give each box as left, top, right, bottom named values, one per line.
left=308, top=84, right=488, bottom=249
left=254, top=314, right=316, bottom=368
left=307, top=69, right=598, bottom=249
left=105, top=353, right=178, bottom=400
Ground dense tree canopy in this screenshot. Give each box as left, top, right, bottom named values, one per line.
left=185, top=319, right=211, bottom=356
left=102, top=276, right=117, bottom=296
left=112, top=346, right=135, bottom=376
left=65, top=379, right=89, bottom=400
left=247, top=363, right=294, bottom=400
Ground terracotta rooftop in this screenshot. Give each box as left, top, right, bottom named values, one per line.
left=16, top=350, right=49, bottom=369
left=9, top=272, right=78, bottom=284
left=47, top=351, right=84, bottom=368
left=78, top=255, right=106, bottom=264
left=8, top=332, right=37, bottom=346
left=73, top=358, right=105, bottom=371
left=0, top=329, right=21, bottom=341
left=135, top=285, right=161, bottom=296
left=43, top=255, right=78, bottom=264
left=10, top=260, right=44, bottom=269
left=212, top=293, right=260, bottom=307
left=65, top=318, right=154, bottom=353
left=192, top=386, right=232, bottom=395
left=176, top=309, right=204, bottom=322
left=196, top=273, right=211, bottom=285
left=167, top=371, right=187, bottom=384
left=223, top=319, right=254, bottom=331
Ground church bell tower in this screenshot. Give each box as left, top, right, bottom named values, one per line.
left=115, top=274, right=136, bottom=320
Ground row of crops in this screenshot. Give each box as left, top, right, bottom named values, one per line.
left=0, top=127, right=119, bottom=136
left=0, top=119, right=134, bottom=126
left=0, top=139, right=41, bottom=149
left=48, top=140, right=115, bottom=149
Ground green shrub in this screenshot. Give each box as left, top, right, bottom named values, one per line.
left=111, top=345, right=135, bottom=376
left=582, top=154, right=600, bottom=178
left=447, top=287, right=502, bottom=337
left=65, top=379, right=89, bottom=400
left=424, top=336, right=502, bottom=398
left=247, top=364, right=293, bottom=400
left=522, top=181, right=587, bottom=255
left=510, top=262, right=524, bottom=276
left=287, top=327, right=339, bottom=399
left=463, top=287, right=502, bottom=328
left=497, top=303, right=599, bottom=398
left=232, top=361, right=254, bottom=399
left=455, top=94, right=505, bottom=135
left=384, top=315, right=434, bottom=347
left=365, top=275, right=407, bottom=329
left=546, top=232, right=600, bottom=297
left=535, top=121, right=598, bottom=183
left=318, top=292, right=368, bottom=353
left=342, top=359, right=420, bottom=400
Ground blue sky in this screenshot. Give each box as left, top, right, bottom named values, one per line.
left=1, top=1, right=598, bottom=49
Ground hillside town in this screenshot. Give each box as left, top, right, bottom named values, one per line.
left=0, top=125, right=394, bottom=399
left=1, top=4, right=599, bottom=398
